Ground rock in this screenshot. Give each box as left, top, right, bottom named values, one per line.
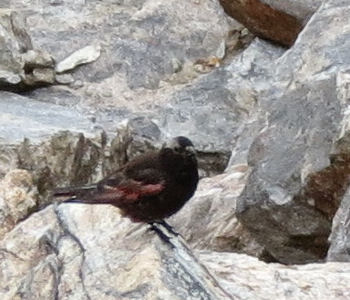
left=55, top=44, right=101, bottom=73
left=0, top=70, right=21, bottom=85
left=1, top=0, right=349, bottom=277
left=55, top=73, right=74, bottom=84
left=219, top=0, right=304, bottom=47
left=235, top=0, right=350, bottom=264
left=17, top=0, right=234, bottom=90
left=0, top=100, right=228, bottom=206
left=0, top=10, right=26, bottom=88
left=170, top=164, right=267, bottom=259
left=200, top=251, right=350, bottom=299
left=0, top=169, right=37, bottom=239
left=0, top=202, right=349, bottom=300
left=0, top=206, right=63, bottom=300
left=24, top=68, right=55, bottom=85
left=0, top=10, right=56, bottom=90
left=0, top=205, right=231, bottom=300
left=0, top=91, right=97, bottom=145
left=22, top=49, right=55, bottom=69
left=327, top=186, right=350, bottom=262
left=0, top=0, right=243, bottom=180
left=8, top=10, right=33, bottom=52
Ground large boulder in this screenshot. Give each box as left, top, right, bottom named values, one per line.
left=0, top=182, right=349, bottom=300
left=235, top=0, right=350, bottom=263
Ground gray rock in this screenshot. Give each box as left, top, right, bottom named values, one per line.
left=55, top=73, right=74, bottom=84
left=0, top=203, right=231, bottom=300
left=0, top=91, right=97, bottom=144
left=235, top=0, right=350, bottom=263
left=1, top=0, right=349, bottom=279
left=17, top=0, right=232, bottom=89
left=8, top=10, right=32, bottom=51
left=200, top=251, right=350, bottom=300
left=0, top=10, right=25, bottom=87
left=0, top=0, right=239, bottom=179
left=0, top=10, right=57, bottom=90
left=327, top=186, right=350, bottom=262
left=0, top=187, right=349, bottom=300
left=0, top=70, right=21, bottom=85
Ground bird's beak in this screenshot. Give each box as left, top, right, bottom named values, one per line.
left=186, top=146, right=196, bottom=155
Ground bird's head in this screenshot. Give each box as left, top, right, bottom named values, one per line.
left=163, top=136, right=196, bottom=157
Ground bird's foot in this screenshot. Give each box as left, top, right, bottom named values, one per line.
left=153, top=220, right=179, bottom=236
left=148, top=223, right=173, bottom=245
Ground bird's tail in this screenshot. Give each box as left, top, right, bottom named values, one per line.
left=53, top=185, right=98, bottom=196
left=53, top=185, right=98, bottom=200
left=53, top=184, right=117, bottom=204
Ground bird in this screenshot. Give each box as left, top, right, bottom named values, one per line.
left=53, top=136, right=199, bottom=230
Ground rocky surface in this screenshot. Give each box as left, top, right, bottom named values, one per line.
left=0, top=0, right=251, bottom=181
left=0, top=170, right=233, bottom=300
left=201, top=251, right=350, bottom=300
left=0, top=170, right=37, bottom=239
left=327, top=186, right=350, bottom=262
left=0, top=181, right=349, bottom=299
left=0, top=10, right=56, bottom=90
left=232, top=0, right=350, bottom=264
left=170, top=164, right=268, bottom=260
left=1, top=0, right=350, bottom=298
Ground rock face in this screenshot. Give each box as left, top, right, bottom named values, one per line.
left=1, top=0, right=350, bottom=298
left=234, top=0, right=350, bottom=264
left=0, top=194, right=349, bottom=300
left=0, top=194, right=232, bottom=300
left=170, top=164, right=268, bottom=260
left=0, top=0, right=247, bottom=181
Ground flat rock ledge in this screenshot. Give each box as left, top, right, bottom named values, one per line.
left=0, top=202, right=349, bottom=300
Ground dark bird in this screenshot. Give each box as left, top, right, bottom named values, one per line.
left=53, top=136, right=199, bottom=226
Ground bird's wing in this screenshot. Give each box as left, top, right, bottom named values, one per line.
left=54, top=166, right=165, bottom=205
left=95, top=167, right=166, bottom=203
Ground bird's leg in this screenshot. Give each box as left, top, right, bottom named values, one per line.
left=148, top=222, right=173, bottom=245
left=153, top=220, right=179, bottom=236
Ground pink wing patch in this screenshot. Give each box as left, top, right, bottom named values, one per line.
left=101, top=180, right=165, bottom=204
